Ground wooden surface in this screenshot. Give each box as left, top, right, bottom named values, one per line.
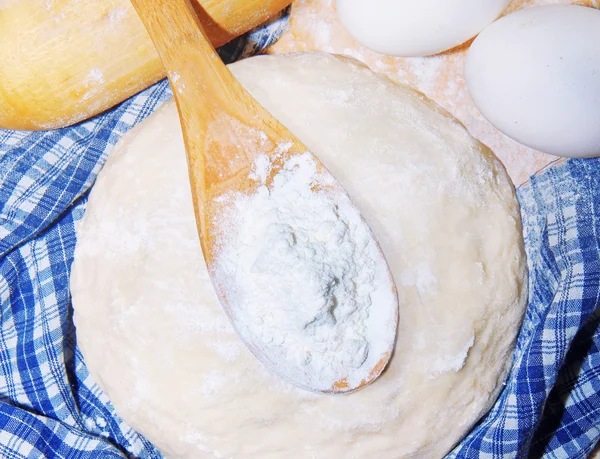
left=268, top=0, right=599, bottom=187
left=0, top=0, right=292, bottom=130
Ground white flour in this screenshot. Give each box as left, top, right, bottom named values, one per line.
left=212, top=150, right=397, bottom=392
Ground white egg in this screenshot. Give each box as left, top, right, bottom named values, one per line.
left=466, top=5, right=600, bottom=158
left=336, top=0, right=511, bottom=57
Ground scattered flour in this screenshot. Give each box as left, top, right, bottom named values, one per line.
left=212, top=150, right=397, bottom=393
left=83, top=68, right=104, bottom=86
left=168, top=72, right=186, bottom=94
left=108, top=7, right=128, bottom=28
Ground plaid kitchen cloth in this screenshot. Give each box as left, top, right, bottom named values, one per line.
left=1, top=17, right=599, bottom=459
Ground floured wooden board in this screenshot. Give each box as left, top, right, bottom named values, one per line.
left=268, top=0, right=599, bottom=186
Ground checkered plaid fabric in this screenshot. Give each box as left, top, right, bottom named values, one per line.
left=1, top=10, right=599, bottom=457
left=448, top=160, right=600, bottom=458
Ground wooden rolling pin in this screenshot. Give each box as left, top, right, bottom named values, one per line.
left=0, top=0, right=292, bottom=131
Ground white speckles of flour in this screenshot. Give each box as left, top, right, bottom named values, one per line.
left=429, top=333, right=475, bottom=377
left=168, top=72, right=186, bottom=94
left=108, top=7, right=128, bottom=28
left=80, top=69, right=105, bottom=103
left=83, top=68, right=104, bottom=86
left=212, top=150, right=397, bottom=392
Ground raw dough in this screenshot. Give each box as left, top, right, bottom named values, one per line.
left=71, top=52, right=527, bottom=458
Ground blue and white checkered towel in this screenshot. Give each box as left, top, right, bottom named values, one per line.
left=1, top=12, right=599, bottom=458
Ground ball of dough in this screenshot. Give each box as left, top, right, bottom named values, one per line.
left=336, top=0, right=511, bottom=57
left=71, top=52, right=527, bottom=458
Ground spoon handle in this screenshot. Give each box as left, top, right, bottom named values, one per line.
left=130, top=0, right=243, bottom=108
left=129, top=0, right=257, bottom=205
left=130, top=0, right=299, bottom=240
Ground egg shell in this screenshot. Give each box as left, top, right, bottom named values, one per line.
left=335, top=0, right=511, bottom=57
left=466, top=5, right=600, bottom=158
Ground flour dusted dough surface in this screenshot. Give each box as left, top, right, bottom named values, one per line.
left=71, top=52, right=527, bottom=458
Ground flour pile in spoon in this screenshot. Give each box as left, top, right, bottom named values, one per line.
left=212, top=146, right=397, bottom=393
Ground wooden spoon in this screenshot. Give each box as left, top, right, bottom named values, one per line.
left=129, top=0, right=398, bottom=394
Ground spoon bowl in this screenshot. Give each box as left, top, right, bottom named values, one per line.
left=129, top=0, right=398, bottom=393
